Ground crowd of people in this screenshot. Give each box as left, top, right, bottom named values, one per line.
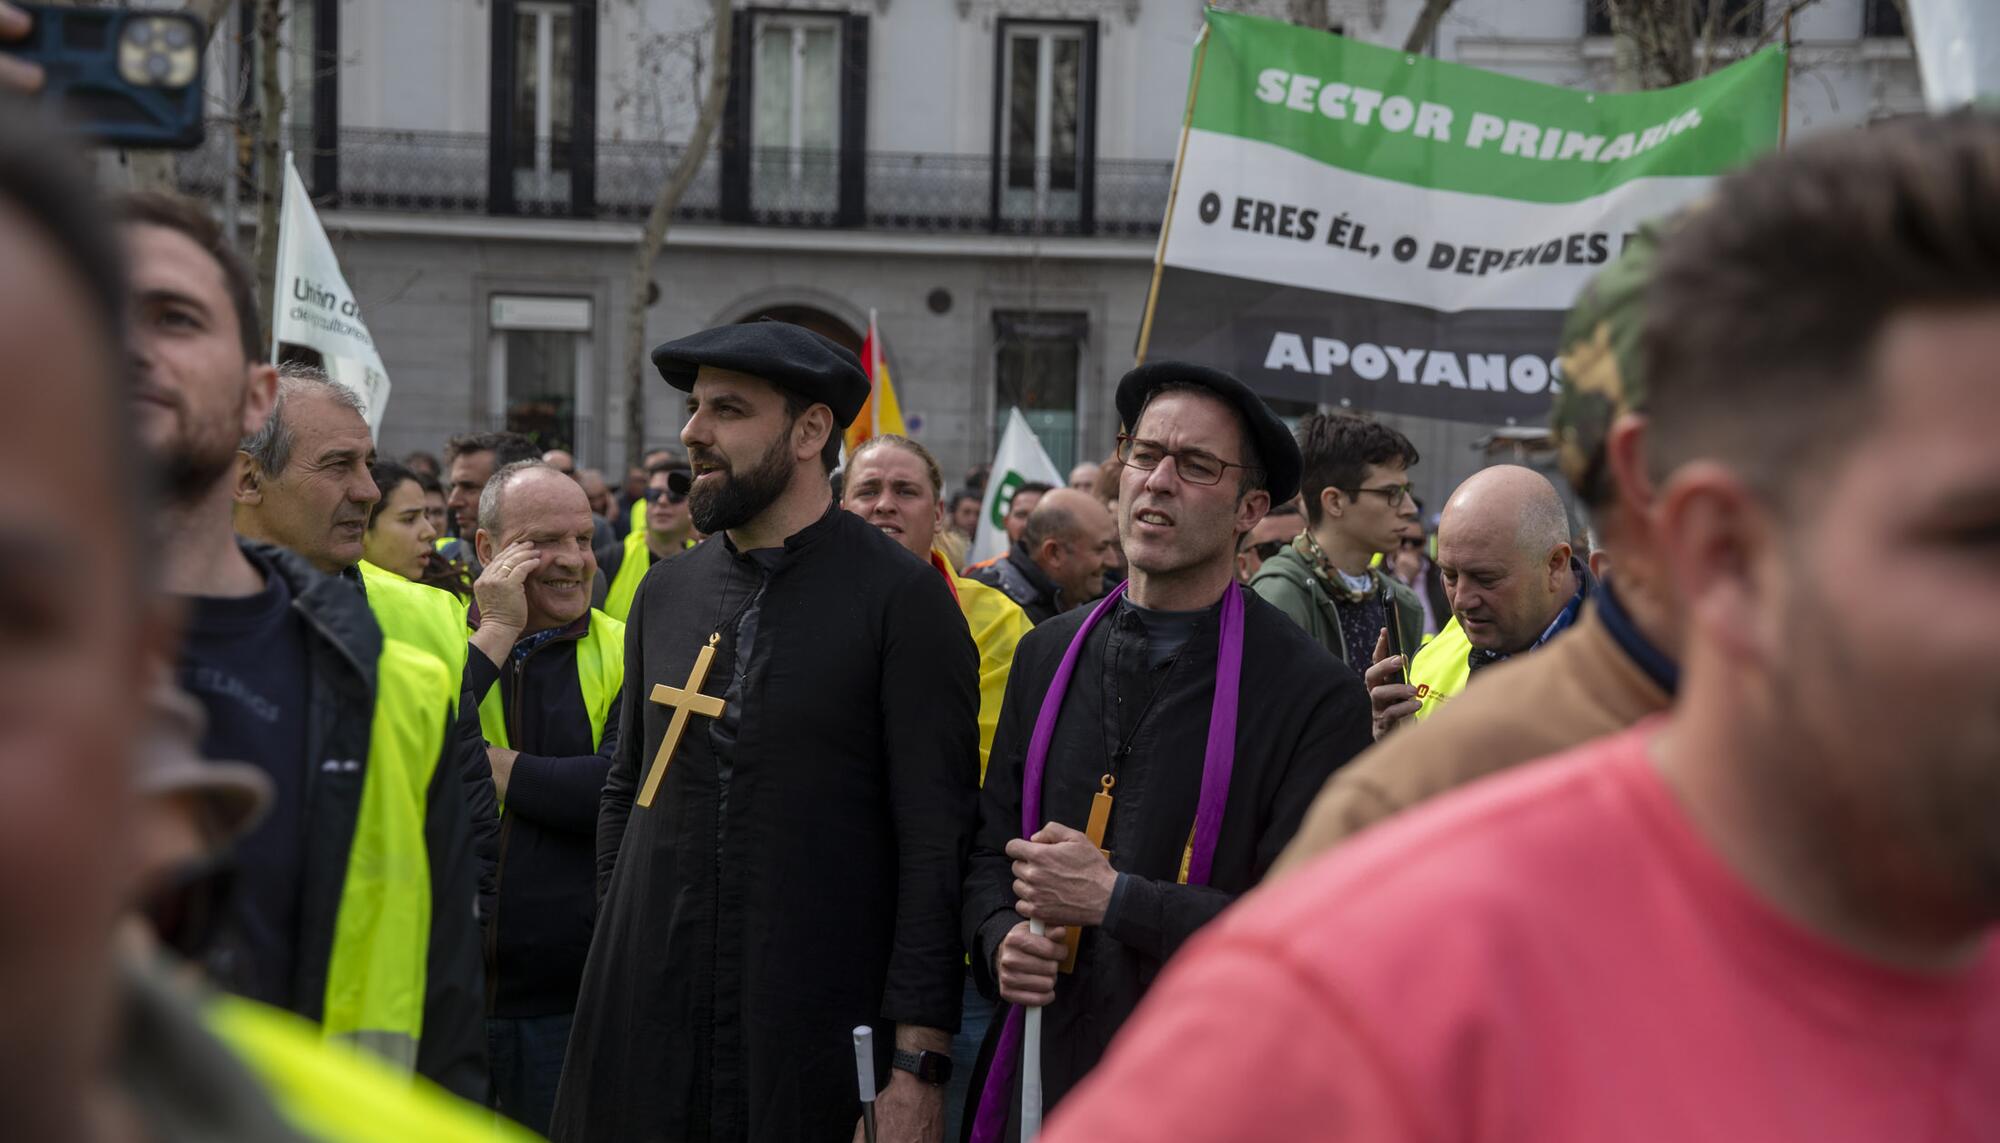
left=2, top=60, right=1999, bottom=1143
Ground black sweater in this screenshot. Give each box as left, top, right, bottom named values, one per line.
left=466, top=618, right=623, bottom=1018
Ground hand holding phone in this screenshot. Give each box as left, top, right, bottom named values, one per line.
left=0, top=4, right=42, bottom=94
left=1, top=4, right=206, bottom=149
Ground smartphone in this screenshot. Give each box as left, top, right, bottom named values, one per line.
left=1385, top=597, right=1412, bottom=687
left=4, top=5, right=206, bottom=150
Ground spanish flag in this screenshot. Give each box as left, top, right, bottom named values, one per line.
left=846, top=308, right=907, bottom=453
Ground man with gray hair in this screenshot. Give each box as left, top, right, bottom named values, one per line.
left=236, top=363, right=503, bottom=929
left=1368, top=465, right=1589, bottom=738
left=126, top=195, right=487, bottom=1097
left=464, top=460, right=625, bottom=1135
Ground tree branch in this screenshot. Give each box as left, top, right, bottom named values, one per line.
left=1402, top=0, right=1456, bottom=54
left=622, top=0, right=732, bottom=468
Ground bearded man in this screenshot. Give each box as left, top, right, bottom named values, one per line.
left=552, top=321, right=981, bottom=1143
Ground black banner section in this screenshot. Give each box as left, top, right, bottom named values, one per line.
left=1145, top=267, right=1563, bottom=425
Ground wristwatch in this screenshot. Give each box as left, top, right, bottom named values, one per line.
left=892, top=1048, right=953, bottom=1086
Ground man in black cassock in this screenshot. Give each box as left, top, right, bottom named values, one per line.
left=960, top=362, right=1373, bottom=1141
left=552, top=321, right=979, bottom=1143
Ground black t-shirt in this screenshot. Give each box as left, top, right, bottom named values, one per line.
left=177, top=566, right=311, bottom=1007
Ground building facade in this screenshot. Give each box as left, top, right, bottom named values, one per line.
left=180, top=0, right=1921, bottom=505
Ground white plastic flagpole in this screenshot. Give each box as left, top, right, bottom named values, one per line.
left=866, top=307, right=881, bottom=439
left=269, top=150, right=295, bottom=365
left=1021, top=919, right=1047, bottom=1140
left=853, top=1025, right=879, bottom=1143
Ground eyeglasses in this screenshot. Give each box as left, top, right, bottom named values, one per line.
left=645, top=486, right=688, bottom=505
left=1247, top=539, right=1287, bottom=561
left=1116, top=434, right=1262, bottom=487
left=1342, top=483, right=1415, bottom=509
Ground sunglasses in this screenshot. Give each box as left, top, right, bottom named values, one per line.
left=645, top=486, right=688, bottom=505
left=1247, top=539, right=1287, bottom=561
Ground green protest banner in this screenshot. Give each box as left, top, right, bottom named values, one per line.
left=1141, top=9, right=1785, bottom=424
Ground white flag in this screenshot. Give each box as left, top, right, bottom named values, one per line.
left=1907, top=0, right=2000, bottom=111
left=970, top=408, right=1064, bottom=566
left=270, top=155, right=392, bottom=434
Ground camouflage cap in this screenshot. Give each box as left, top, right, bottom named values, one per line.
left=1550, top=219, right=1669, bottom=506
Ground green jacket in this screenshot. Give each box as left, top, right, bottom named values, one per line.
left=1248, top=542, right=1424, bottom=671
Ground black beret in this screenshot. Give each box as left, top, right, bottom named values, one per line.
left=1114, top=360, right=1302, bottom=504
left=651, top=319, right=870, bottom=428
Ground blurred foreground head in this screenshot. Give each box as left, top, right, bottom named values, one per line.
left=1647, top=113, right=2000, bottom=937
left=0, top=107, right=162, bottom=1135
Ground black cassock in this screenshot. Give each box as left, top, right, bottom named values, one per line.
left=552, top=506, right=979, bottom=1143
left=961, top=591, right=1371, bottom=1140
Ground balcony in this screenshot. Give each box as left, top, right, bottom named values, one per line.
left=178, top=125, right=1173, bottom=239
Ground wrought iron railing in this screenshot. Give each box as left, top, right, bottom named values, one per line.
left=178, top=125, right=1172, bottom=238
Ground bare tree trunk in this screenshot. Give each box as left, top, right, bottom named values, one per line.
left=1607, top=0, right=1643, bottom=91
left=622, top=0, right=732, bottom=469
left=1402, top=0, right=1456, bottom=53
left=251, top=0, right=283, bottom=349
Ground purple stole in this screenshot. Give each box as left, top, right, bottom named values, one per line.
left=970, top=580, right=1246, bottom=1142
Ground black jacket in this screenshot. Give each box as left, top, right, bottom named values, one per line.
left=256, top=542, right=488, bottom=1100
left=466, top=618, right=622, bottom=1018
left=962, top=590, right=1372, bottom=1138
left=966, top=541, right=1066, bottom=625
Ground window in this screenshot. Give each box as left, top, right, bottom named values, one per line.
left=1863, top=0, right=1906, bottom=37
left=993, top=312, right=1087, bottom=473
left=489, top=296, right=593, bottom=459
left=512, top=2, right=575, bottom=208
left=998, top=23, right=1087, bottom=227
left=751, top=14, right=842, bottom=217
left=1585, top=0, right=1763, bottom=38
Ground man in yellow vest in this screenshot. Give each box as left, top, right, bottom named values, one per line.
left=1367, top=465, right=1590, bottom=738
left=601, top=454, right=699, bottom=622
left=462, top=460, right=625, bottom=1135
left=124, top=191, right=488, bottom=1099
left=234, top=365, right=503, bottom=930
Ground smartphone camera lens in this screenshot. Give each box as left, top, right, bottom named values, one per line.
left=119, top=18, right=198, bottom=89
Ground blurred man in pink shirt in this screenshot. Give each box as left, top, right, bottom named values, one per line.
left=1045, top=114, right=2000, bottom=1143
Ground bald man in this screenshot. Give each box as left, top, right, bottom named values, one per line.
left=1068, top=460, right=1101, bottom=491
left=966, top=487, right=1118, bottom=624
left=1370, top=465, right=1586, bottom=738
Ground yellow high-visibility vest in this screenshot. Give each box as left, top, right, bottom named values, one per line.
left=207, top=992, right=540, bottom=1141
left=476, top=609, right=625, bottom=753
left=322, top=640, right=452, bottom=1070
left=1408, top=616, right=1472, bottom=723
left=358, top=561, right=468, bottom=684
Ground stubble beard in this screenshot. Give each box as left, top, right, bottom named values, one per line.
left=1769, top=555, right=2000, bottom=928
left=158, top=390, right=247, bottom=509
left=689, top=431, right=796, bottom=536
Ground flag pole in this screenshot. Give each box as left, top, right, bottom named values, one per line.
left=867, top=307, right=881, bottom=439
left=853, top=1026, right=879, bottom=1143
left=270, top=151, right=294, bottom=365
left=1021, top=919, right=1047, bottom=1140
left=1134, top=21, right=1211, bottom=368
left=1779, top=9, right=1792, bottom=149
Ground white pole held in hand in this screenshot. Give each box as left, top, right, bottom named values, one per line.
left=1022, top=919, right=1047, bottom=1140
left=854, top=1025, right=879, bottom=1143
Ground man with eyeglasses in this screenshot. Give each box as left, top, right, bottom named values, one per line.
left=1248, top=411, right=1426, bottom=673
left=600, top=454, right=699, bottom=622
left=961, top=362, right=1370, bottom=1140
